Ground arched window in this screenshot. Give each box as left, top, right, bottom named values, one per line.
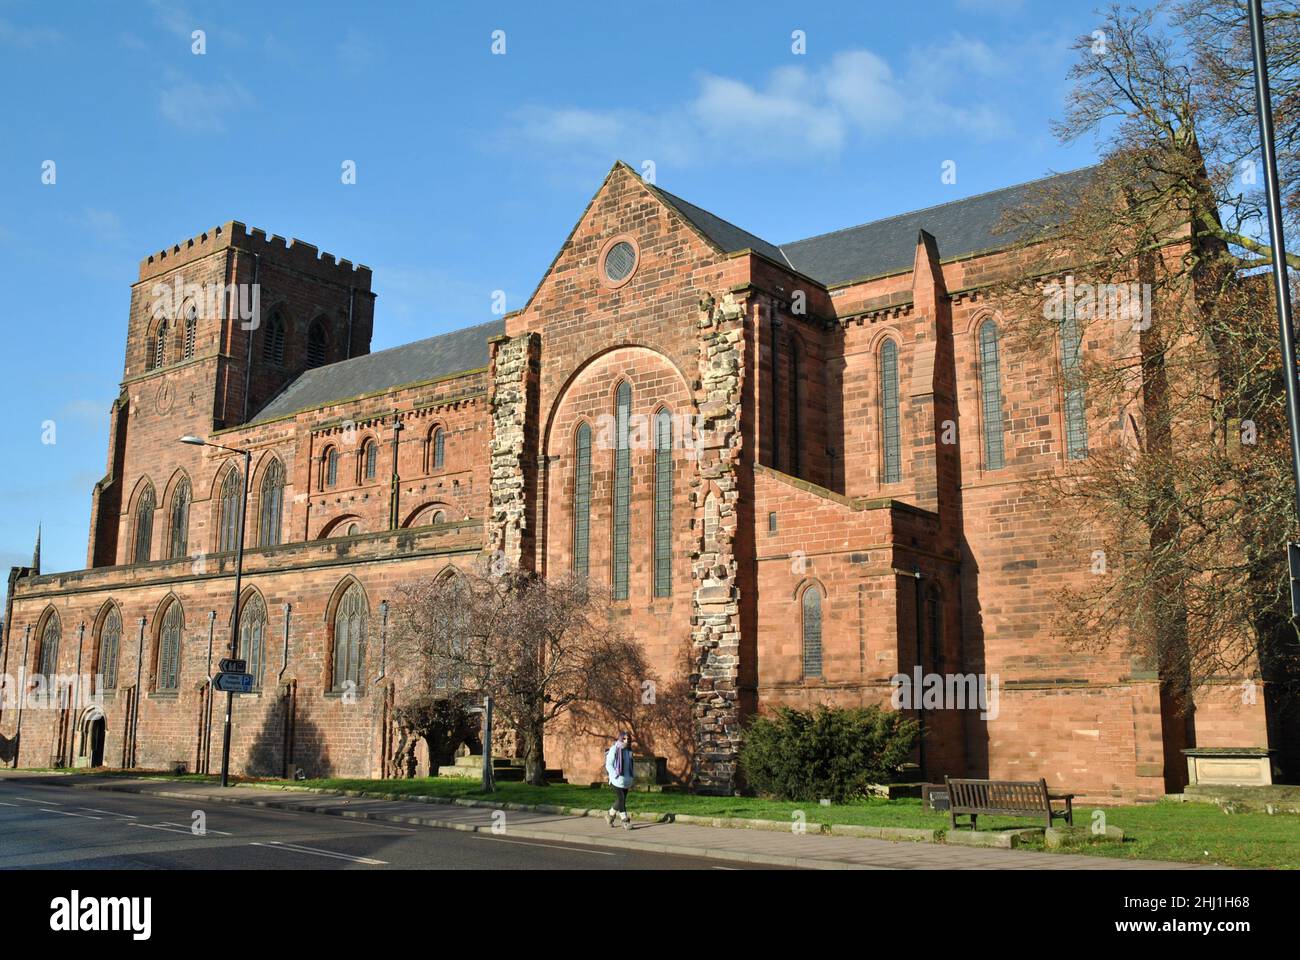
left=157, top=602, right=183, bottom=691
left=978, top=320, right=1006, bottom=470
left=239, top=594, right=267, bottom=689
left=879, top=339, right=901, bottom=484
left=98, top=608, right=121, bottom=690
left=152, top=320, right=168, bottom=369
left=134, top=483, right=155, bottom=564
left=332, top=584, right=367, bottom=690
left=262, top=308, right=286, bottom=365
left=430, top=428, right=445, bottom=471
left=801, top=587, right=823, bottom=679
left=1059, top=304, right=1089, bottom=460
left=259, top=458, right=284, bottom=547
left=362, top=439, right=378, bottom=481
left=323, top=446, right=339, bottom=487
left=182, top=303, right=197, bottom=361
left=653, top=408, right=672, bottom=597
left=37, top=610, right=60, bottom=678
left=346, top=523, right=360, bottom=536
left=612, top=382, right=632, bottom=600
left=307, top=319, right=328, bottom=368
left=169, top=478, right=190, bottom=559
left=218, top=466, right=242, bottom=553
left=435, top=571, right=468, bottom=690
left=431, top=511, right=445, bottom=525
left=573, top=421, right=591, bottom=578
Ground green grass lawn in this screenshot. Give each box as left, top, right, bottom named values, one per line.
left=22, top=767, right=1298, bottom=868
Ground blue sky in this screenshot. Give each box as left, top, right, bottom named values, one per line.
left=0, top=0, right=1143, bottom=591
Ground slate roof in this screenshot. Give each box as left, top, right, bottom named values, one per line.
left=648, top=185, right=790, bottom=267
left=655, top=166, right=1098, bottom=287
left=250, top=166, right=1096, bottom=421
left=252, top=318, right=505, bottom=422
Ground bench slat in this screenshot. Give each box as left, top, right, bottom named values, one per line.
left=943, top=776, right=1073, bottom=831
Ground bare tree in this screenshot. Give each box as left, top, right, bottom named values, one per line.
left=982, top=3, right=1300, bottom=716
left=390, top=559, right=642, bottom=786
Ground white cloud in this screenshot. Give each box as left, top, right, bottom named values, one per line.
left=159, top=74, right=253, bottom=133
left=507, top=38, right=1021, bottom=167
left=147, top=0, right=246, bottom=48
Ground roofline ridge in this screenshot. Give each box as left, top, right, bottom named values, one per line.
left=296, top=317, right=507, bottom=373
left=778, top=163, right=1100, bottom=250
left=649, top=182, right=786, bottom=263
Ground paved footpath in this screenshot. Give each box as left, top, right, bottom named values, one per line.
left=1, top=771, right=1214, bottom=871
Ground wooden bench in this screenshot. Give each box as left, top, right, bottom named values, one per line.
left=944, top=776, right=1074, bottom=830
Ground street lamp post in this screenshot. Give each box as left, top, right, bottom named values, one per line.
left=180, top=435, right=251, bottom=788
left=1247, top=0, right=1300, bottom=620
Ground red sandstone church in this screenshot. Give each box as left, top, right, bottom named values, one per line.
left=0, top=161, right=1273, bottom=800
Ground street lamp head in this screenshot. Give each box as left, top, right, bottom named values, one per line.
left=179, top=436, right=206, bottom=446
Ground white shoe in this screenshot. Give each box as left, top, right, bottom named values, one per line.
left=621, top=816, right=631, bottom=831
left=606, top=810, right=616, bottom=827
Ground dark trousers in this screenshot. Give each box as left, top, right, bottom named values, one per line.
left=611, top=786, right=628, bottom=813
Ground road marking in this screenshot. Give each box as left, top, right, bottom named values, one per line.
left=0, top=801, right=19, bottom=807
left=13, top=797, right=59, bottom=805
left=319, top=817, right=416, bottom=833
left=473, top=835, right=615, bottom=856
left=129, top=823, right=201, bottom=837
left=78, top=808, right=137, bottom=819
left=158, top=822, right=231, bottom=836
left=249, top=841, right=387, bottom=865
left=53, top=811, right=101, bottom=819
left=712, top=865, right=738, bottom=870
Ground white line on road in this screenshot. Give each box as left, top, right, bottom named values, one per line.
left=158, top=822, right=231, bottom=836
left=53, top=811, right=101, bottom=819
left=0, top=801, right=19, bottom=807
left=473, top=835, right=615, bottom=856
left=78, top=808, right=138, bottom=819
left=129, top=823, right=202, bottom=837
left=316, top=816, right=417, bottom=833
left=13, top=797, right=60, bottom=805
left=249, top=841, right=387, bottom=865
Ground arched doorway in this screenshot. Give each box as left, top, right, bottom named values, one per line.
left=80, top=711, right=106, bottom=768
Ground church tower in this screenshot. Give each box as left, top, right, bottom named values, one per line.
left=86, top=222, right=374, bottom=567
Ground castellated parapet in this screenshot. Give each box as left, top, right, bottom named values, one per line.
left=137, top=220, right=373, bottom=289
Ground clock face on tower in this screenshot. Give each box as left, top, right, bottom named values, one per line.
left=155, top=380, right=175, bottom=415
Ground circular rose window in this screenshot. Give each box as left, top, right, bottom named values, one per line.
left=604, top=241, right=637, bottom=282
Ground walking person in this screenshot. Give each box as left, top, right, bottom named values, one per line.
left=604, top=731, right=634, bottom=830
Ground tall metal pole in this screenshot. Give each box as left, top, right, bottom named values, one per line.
left=1249, top=0, right=1300, bottom=522
left=482, top=694, right=494, bottom=793
left=220, top=448, right=251, bottom=788
left=204, top=610, right=216, bottom=774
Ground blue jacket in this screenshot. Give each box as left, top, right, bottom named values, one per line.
left=605, top=743, right=634, bottom=789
